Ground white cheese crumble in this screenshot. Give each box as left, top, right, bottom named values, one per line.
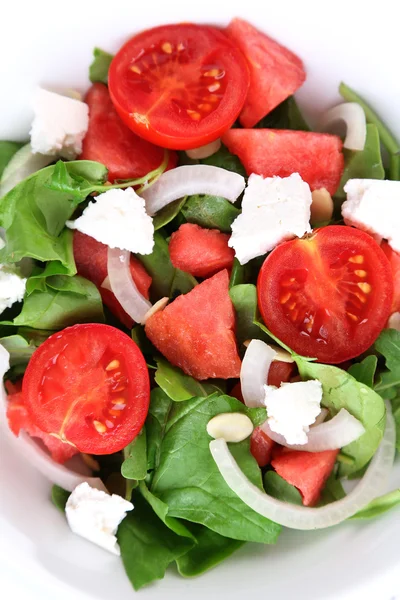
left=264, top=380, right=322, bottom=445
left=30, top=88, right=89, bottom=159
left=229, top=173, right=312, bottom=265
left=65, top=482, right=133, bottom=556
left=0, top=265, right=26, bottom=315
left=342, top=179, right=400, bottom=252
left=66, top=187, right=154, bottom=254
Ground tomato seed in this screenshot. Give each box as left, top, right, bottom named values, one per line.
left=349, top=255, right=364, bottom=264
left=93, top=420, right=107, bottom=434
left=105, top=359, right=120, bottom=371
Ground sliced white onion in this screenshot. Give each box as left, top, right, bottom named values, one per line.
left=185, top=139, right=221, bottom=160
left=0, top=143, right=53, bottom=197
left=210, top=402, right=395, bottom=530
left=0, top=345, right=106, bottom=493
left=312, top=407, right=329, bottom=427
left=319, top=102, right=367, bottom=151
left=141, top=165, right=245, bottom=216
left=240, top=340, right=277, bottom=407
left=107, top=248, right=152, bottom=325
left=261, top=408, right=365, bottom=452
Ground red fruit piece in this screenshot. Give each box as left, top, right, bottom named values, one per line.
left=169, top=223, right=235, bottom=279
left=225, top=18, right=305, bottom=128
left=271, top=449, right=339, bottom=506
left=145, top=270, right=241, bottom=379
left=250, top=427, right=275, bottom=468
left=5, top=381, right=78, bottom=464
left=80, top=82, right=177, bottom=182
left=73, top=231, right=152, bottom=328
left=381, top=241, right=400, bottom=313
left=222, top=129, right=344, bottom=195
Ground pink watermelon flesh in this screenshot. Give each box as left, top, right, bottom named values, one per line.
left=169, top=223, right=235, bottom=279
left=271, top=449, right=339, bottom=506
left=145, top=270, right=241, bottom=380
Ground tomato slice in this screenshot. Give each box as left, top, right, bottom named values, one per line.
left=22, top=324, right=150, bottom=454
left=381, top=241, right=400, bottom=313
left=81, top=83, right=177, bottom=182
left=108, top=23, right=249, bottom=149
left=257, top=226, right=394, bottom=363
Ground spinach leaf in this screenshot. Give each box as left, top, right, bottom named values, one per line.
left=89, top=47, right=114, bottom=84
left=348, top=355, right=378, bottom=388
left=121, top=428, right=147, bottom=481
left=176, top=523, right=244, bottom=577
left=229, top=284, right=269, bottom=347
left=229, top=258, right=248, bottom=288
left=154, top=358, right=224, bottom=402
left=263, top=471, right=302, bottom=505
left=295, top=357, right=386, bottom=477
left=146, top=388, right=173, bottom=473
left=318, top=472, right=346, bottom=505
left=149, top=391, right=281, bottom=543
left=51, top=485, right=70, bottom=512
left=254, top=96, right=310, bottom=131
left=340, top=83, right=400, bottom=180
left=181, top=195, right=240, bottom=233
left=153, top=197, right=187, bottom=230
left=137, top=230, right=196, bottom=300
left=374, top=329, right=400, bottom=447
left=0, top=334, right=37, bottom=367
left=351, top=489, right=400, bottom=519
left=0, top=141, right=24, bottom=179
left=118, top=491, right=194, bottom=591
left=375, top=329, right=400, bottom=372
left=0, top=160, right=107, bottom=270
left=200, top=144, right=246, bottom=177
left=336, top=124, right=385, bottom=199
left=13, top=275, right=104, bottom=330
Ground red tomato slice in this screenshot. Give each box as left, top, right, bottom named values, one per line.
left=225, top=18, right=305, bottom=128
left=381, top=241, right=400, bottom=313
left=80, top=83, right=177, bottom=182
left=22, top=324, right=150, bottom=455
left=5, top=381, right=78, bottom=464
left=73, top=231, right=152, bottom=328
left=108, top=23, right=249, bottom=149
left=257, top=226, right=394, bottom=363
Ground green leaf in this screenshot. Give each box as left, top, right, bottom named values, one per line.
left=229, top=284, right=269, bottom=347
left=153, top=197, right=187, bottom=230
left=200, top=144, right=246, bottom=177
left=118, top=491, right=194, bottom=591
left=375, top=329, right=400, bottom=372
left=0, top=334, right=37, bottom=367
left=154, top=357, right=224, bottom=402
left=89, top=47, right=114, bottom=84
left=149, top=391, right=281, bottom=543
left=51, top=485, right=70, bottom=512
left=295, top=358, right=386, bottom=476
left=254, top=96, right=310, bottom=131
left=181, top=194, right=240, bottom=233
left=0, top=141, right=24, bottom=179
left=263, top=471, right=303, bottom=505
left=318, top=472, right=346, bottom=505
left=13, top=275, right=104, bottom=330
left=336, top=124, right=385, bottom=199
left=348, top=355, right=378, bottom=388
left=121, top=428, right=147, bottom=481
left=374, top=329, right=400, bottom=448
left=176, top=523, right=244, bottom=577
left=137, top=230, right=196, bottom=300
left=0, top=160, right=108, bottom=270
left=146, top=388, right=173, bottom=473
left=351, top=489, right=400, bottom=519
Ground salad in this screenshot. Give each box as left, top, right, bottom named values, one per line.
left=0, top=17, right=399, bottom=592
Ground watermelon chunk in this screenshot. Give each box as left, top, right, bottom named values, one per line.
left=73, top=231, right=152, bottom=328
left=5, top=381, right=78, bottom=464
left=81, top=83, right=177, bottom=182
left=169, top=223, right=235, bottom=279
left=250, top=427, right=275, bottom=467
left=271, top=449, right=339, bottom=506
left=222, top=129, right=344, bottom=195
left=145, top=270, right=241, bottom=379
left=225, top=18, right=306, bottom=128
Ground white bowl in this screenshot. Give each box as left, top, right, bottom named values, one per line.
left=1, top=1, right=399, bottom=599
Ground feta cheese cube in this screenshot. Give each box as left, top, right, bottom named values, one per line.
left=0, top=265, right=26, bottom=315
left=342, top=179, right=400, bottom=252
left=229, top=173, right=312, bottom=265
left=65, top=482, right=133, bottom=555
left=30, top=88, right=89, bottom=159
left=66, top=187, right=154, bottom=255
left=264, top=380, right=322, bottom=445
